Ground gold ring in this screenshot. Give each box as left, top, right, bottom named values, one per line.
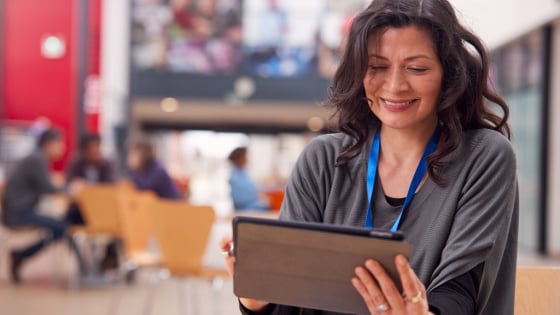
left=405, top=291, right=422, bottom=304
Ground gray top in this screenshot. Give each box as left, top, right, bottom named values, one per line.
left=279, top=128, right=518, bottom=315
left=1, top=150, right=61, bottom=222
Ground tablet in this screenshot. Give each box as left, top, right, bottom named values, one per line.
left=233, top=217, right=413, bottom=315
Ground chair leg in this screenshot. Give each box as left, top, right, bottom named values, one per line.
left=177, top=278, right=188, bottom=315
left=108, top=285, right=121, bottom=315
left=142, top=268, right=166, bottom=315
left=67, top=234, right=85, bottom=290
left=211, top=277, right=225, bottom=315
left=0, top=232, right=9, bottom=282
left=191, top=279, right=200, bottom=315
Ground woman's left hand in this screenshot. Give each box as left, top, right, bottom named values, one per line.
left=352, top=255, right=433, bottom=315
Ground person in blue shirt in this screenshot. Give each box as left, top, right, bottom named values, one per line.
left=228, top=147, right=269, bottom=211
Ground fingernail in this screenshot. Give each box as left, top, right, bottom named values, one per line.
left=365, top=260, right=376, bottom=269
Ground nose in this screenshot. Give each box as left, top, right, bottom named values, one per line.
left=385, top=68, right=409, bottom=92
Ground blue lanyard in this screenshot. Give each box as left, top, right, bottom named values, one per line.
left=364, top=126, right=441, bottom=231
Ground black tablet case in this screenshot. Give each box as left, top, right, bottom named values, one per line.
left=233, top=218, right=413, bottom=315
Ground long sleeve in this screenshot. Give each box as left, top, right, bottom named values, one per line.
left=30, top=152, right=61, bottom=195
left=428, top=264, right=484, bottom=315
left=426, top=130, right=518, bottom=314
left=279, top=136, right=338, bottom=222
left=131, top=162, right=179, bottom=199
left=2, top=151, right=62, bottom=220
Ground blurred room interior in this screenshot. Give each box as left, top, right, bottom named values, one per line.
left=1, top=0, right=560, bottom=314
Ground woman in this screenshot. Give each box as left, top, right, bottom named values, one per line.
left=221, top=0, right=518, bottom=314
left=127, top=139, right=180, bottom=200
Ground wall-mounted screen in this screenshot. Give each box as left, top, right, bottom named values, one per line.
left=130, top=0, right=367, bottom=101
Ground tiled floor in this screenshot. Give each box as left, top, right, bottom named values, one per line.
left=1, top=229, right=559, bottom=315
left=0, top=241, right=240, bottom=315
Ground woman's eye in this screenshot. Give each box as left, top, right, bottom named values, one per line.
left=408, top=67, right=428, bottom=73
left=369, top=65, right=388, bottom=71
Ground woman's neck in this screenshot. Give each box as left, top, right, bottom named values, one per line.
left=379, top=120, right=438, bottom=167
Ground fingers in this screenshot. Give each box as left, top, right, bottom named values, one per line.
left=353, top=267, right=390, bottom=314
left=219, top=235, right=233, bottom=253
left=219, top=235, right=235, bottom=278
left=364, top=260, right=405, bottom=312
left=411, top=268, right=427, bottom=299
left=395, top=255, right=428, bottom=310
left=354, top=257, right=429, bottom=314
left=396, top=255, right=418, bottom=299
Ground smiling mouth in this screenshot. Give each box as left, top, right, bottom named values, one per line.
left=380, top=98, right=419, bottom=111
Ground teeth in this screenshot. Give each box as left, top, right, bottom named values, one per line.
left=383, top=99, right=415, bottom=106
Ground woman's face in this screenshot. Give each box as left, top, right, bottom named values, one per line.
left=127, top=148, right=141, bottom=171
left=363, top=26, right=443, bottom=132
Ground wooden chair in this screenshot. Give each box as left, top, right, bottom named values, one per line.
left=116, top=190, right=160, bottom=269
left=105, top=191, right=164, bottom=315
left=515, top=266, right=560, bottom=315
left=71, top=183, right=136, bottom=287
left=74, top=184, right=122, bottom=236
left=148, top=199, right=228, bottom=315
left=74, top=182, right=135, bottom=236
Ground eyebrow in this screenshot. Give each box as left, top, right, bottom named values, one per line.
left=368, top=54, right=433, bottom=61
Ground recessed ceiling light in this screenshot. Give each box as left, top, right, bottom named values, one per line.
left=160, top=97, right=179, bottom=113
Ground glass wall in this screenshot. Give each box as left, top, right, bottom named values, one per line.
left=490, top=29, right=548, bottom=250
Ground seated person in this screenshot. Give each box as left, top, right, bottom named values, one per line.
left=228, top=147, right=269, bottom=211
left=127, top=138, right=180, bottom=200
left=1, top=129, right=85, bottom=283
left=65, top=133, right=116, bottom=224
left=65, top=133, right=118, bottom=271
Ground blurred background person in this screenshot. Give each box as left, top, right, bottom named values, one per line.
left=228, top=147, right=269, bottom=211
left=127, top=138, right=180, bottom=199
left=64, top=133, right=118, bottom=271
left=1, top=129, right=85, bottom=283
left=65, top=133, right=116, bottom=224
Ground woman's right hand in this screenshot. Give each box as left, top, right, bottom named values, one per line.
left=219, top=235, right=271, bottom=312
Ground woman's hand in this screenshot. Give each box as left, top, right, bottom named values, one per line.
left=219, top=235, right=270, bottom=312
left=352, top=255, right=433, bottom=315
left=219, top=235, right=236, bottom=277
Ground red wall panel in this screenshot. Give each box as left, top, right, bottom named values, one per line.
left=2, top=0, right=77, bottom=170
left=2, top=0, right=81, bottom=170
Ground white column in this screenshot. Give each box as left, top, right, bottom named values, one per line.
left=547, top=19, right=560, bottom=255
left=99, top=0, right=129, bottom=156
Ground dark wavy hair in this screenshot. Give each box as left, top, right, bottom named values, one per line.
left=131, top=138, right=156, bottom=171
left=327, top=0, right=510, bottom=184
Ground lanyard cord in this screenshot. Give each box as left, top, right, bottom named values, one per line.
left=364, top=126, right=441, bottom=231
